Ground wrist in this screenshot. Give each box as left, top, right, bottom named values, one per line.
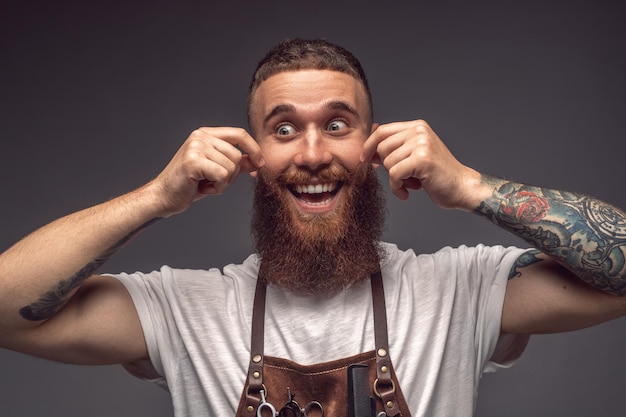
left=119, top=182, right=175, bottom=222
left=457, top=170, right=496, bottom=212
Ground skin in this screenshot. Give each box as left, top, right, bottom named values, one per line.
left=249, top=70, right=374, bottom=218
left=477, top=177, right=626, bottom=295
left=0, top=127, right=264, bottom=363
left=0, top=68, right=624, bottom=369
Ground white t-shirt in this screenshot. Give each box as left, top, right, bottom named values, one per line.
left=111, top=243, right=529, bottom=417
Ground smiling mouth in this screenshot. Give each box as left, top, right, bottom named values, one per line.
left=289, top=181, right=342, bottom=206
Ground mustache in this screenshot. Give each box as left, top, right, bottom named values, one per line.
left=259, top=163, right=357, bottom=187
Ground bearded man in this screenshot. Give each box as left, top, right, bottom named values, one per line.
left=0, top=39, right=625, bottom=417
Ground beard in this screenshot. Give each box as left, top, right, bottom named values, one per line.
left=251, top=163, right=386, bottom=295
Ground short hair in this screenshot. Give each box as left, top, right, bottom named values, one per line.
left=247, top=38, right=373, bottom=130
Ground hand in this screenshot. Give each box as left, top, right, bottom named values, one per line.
left=361, top=119, right=482, bottom=210
left=150, top=127, right=264, bottom=216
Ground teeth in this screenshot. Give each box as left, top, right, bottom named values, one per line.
left=294, top=182, right=337, bottom=194
left=307, top=197, right=333, bottom=206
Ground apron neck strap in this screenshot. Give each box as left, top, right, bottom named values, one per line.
left=370, top=271, right=401, bottom=416
left=247, top=277, right=267, bottom=393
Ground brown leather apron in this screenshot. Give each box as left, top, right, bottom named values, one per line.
left=235, top=272, right=412, bottom=417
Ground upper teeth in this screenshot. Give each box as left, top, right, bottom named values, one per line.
left=294, top=182, right=337, bottom=194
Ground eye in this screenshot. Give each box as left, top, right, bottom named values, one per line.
left=276, top=124, right=297, bottom=136
left=327, top=119, right=348, bottom=132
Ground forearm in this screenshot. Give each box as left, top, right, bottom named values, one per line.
left=0, top=183, right=163, bottom=330
left=474, top=175, right=626, bottom=295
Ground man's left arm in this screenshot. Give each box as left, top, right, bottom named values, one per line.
left=476, top=176, right=626, bottom=296
left=475, top=176, right=626, bottom=333
left=362, top=119, right=626, bottom=334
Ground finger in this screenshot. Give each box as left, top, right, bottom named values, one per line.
left=239, top=154, right=258, bottom=174
left=368, top=151, right=383, bottom=166
left=207, top=146, right=240, bottom=174
left=191, top=135, right=251, bottom=186
left=184, top=150, right=236, bottom=188
left=246, top=147, right=265, bottom=169
left=208, top=141, right=245, bottom=185
left=361, top=130, right=384, bottom=163
left=391, top=183, right=409, bottom=201
left=403, top=177, right=423, bottom=191
left=379, top=143, right=414, bottom=173
left=197, top=179, right=217, bottom=195
left=388, top=159, right=423, bottom=200
left=361, top=125, right=389, bottom=163
left=391, top=178, right=423, bottom=201
left=197, top=158, right=233, bottom=190
left=200, top=127, right=265, bottom=169
left=360, top=122, right=405, bottom=163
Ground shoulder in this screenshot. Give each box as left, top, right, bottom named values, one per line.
left=110, top=253, right=259, bottom=286
left=380, top=242, right=529, bottom=274
left=379, top=242, right=532, bottom=304
left=106, top=254, right=261, bottom=310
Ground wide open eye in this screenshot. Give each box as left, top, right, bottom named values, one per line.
left=276, top=123, right=297, bottom=136
left=327, top=119, right=348, bottom=132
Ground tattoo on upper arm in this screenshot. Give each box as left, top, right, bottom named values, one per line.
left=19, top=252, right=112, bottom=321
left=19, top=218, right=160, bottom=321
left=475, top=175, right=626, bottom=295
left=508, top=249, right=543, bottom=279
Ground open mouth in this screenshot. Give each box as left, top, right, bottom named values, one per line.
left=289, top=181, right=342, bottom=206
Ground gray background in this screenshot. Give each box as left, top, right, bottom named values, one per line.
left=1, top=0, right=625, bottom=416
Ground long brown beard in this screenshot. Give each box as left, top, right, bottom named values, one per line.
left=251, top=163, right=386, bottom=295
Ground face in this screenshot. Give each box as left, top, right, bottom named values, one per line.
left=249, top=69, right=384, bottom=294
left=249, top=69, right=373, bottom=222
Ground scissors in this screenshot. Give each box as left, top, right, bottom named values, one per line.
left=257, top=388, right=324, bottom=417
left=278, top=388, right=324, bottom=417
left=257, top=389, right=277, bottom=417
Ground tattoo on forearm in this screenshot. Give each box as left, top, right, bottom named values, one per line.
left=475, top=175, right=626, bottom=295
left=509, top=249, right=543, bottom=279
left=19, top=218, right=160, bottom=321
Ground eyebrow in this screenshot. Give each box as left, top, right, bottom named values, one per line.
left=263, top=100, right=360, bottom=125
left=326, top=100, right=359, bottom=117
left=263, top=104, right=296, bottom=125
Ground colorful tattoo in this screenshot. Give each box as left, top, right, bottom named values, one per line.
left=475, top=175, right=626, bottom=295
left=19, top=218, right=160, bottom=321
left=509, top=249, right=543, bottom=279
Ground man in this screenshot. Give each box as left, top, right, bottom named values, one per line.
left=0, top=38, right=624, bottom=416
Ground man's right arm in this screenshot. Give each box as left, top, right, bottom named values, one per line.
left=0, top=127, right=264, bottom=365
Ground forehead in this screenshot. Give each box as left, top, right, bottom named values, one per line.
left=251, top=69, right=369, bottom=119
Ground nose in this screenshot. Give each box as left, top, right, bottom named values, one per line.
left=293, top=128, right=333, bottom=170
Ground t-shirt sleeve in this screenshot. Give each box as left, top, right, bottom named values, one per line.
left=469, top=245, right=533, bottom=373
left=106, top=269, right=177, bottom=390
left=106, top=262, right=257, bottom=403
